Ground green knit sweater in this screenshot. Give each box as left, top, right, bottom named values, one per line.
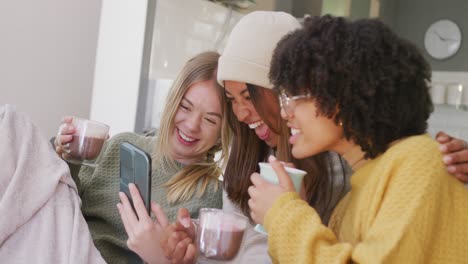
left=71, top=132, right=222, bottom=264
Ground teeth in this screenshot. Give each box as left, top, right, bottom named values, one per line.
left=291, top=128, right=300, bottom=135
left=248, top=121, right=264, bottom=129
left=178, top=129, right=196, bottom=142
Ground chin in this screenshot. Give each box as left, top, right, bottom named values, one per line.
left=292, top=147, right=309, bottom=159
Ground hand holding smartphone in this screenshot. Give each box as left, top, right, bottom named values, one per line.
left=119, top=142, right=152, bottom=214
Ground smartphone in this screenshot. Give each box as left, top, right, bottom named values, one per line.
left=120, top=142, right=152, bottom=214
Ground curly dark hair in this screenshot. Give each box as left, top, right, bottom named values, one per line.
left=269, top=15, right=433, bottom=158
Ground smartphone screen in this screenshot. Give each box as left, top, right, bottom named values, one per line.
left=119, top=142, right=152, bottom=214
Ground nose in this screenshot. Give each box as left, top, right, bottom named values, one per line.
left=232, top=103, right=250, bottom=122
left=185, top=112, right=202, bottom=133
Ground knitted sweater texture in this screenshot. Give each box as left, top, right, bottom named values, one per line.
left=265, top=134, right=468, bottom=263
left=73, top=132, right=222, bottom=264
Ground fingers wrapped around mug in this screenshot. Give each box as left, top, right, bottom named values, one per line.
left=161, top=208, right=197, bottom=264
left=55, top=116, right=75, bottom=157
left=248, top=156, right=299, bottom=225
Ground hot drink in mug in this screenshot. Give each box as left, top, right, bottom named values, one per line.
left=61, top=117, right=109, bottom=167
left=197, top=208, right=248, bottom=261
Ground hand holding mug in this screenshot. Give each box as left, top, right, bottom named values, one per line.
left=55, top=116, right=109, bottom=167
left=55, top=116, right=75, bottom=157
left=248, top=155, right=303, bottom=228
left=160, top=208, right=198, bottom=264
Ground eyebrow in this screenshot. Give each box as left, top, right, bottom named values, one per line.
left=207, top=112, right=222, bottom=119
left=182, top=97, right=222, bottom=119
left=182, top=97, right=193, bottom=106
left=225, top=88, right=249, bottom=96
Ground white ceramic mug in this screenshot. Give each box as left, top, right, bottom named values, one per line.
left=254, top=162, right=306, bottom=235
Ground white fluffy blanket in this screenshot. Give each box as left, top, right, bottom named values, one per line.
left=0, top=105, right=106, bottom=263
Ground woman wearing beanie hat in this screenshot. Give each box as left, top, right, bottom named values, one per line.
left=218, top=12, right=348, bottom=229
left=157, top=11, right=468, bottom=264
left=219, top=11, right=468, bottom=231
left=248, top=15, right=468, bottom=263
left=159, top=12, right=349, bottom=264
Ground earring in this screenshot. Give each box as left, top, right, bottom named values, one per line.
left=339, top=121, right=343, bottom=127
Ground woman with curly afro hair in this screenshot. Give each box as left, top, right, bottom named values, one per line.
left=247, top=15, right=468, bottom=263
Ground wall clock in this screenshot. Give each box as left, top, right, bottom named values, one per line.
left=424, top=19, right=462, bottom=60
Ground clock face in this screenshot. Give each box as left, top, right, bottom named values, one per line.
left=424, top=19, right=462, bottom=60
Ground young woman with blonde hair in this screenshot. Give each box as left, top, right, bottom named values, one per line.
left=55, top=51, right=231, bottom=264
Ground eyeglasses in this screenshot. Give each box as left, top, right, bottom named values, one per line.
left=278, top=90, right=312, bottom=117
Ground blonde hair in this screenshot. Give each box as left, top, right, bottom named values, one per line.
left=153, top=51, right=231, bottom=203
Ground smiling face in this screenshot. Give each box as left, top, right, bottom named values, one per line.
left=224, top=81, right=279, bottom=148
left=283, top=98, right=345, bottom=159
left=170, top=80, right=222, bottom=164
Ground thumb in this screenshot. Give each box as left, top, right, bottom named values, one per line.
left=62, top=116, right=74, bottom=123
left=268, top=155, right=295, bottom=191
left=280, top=161, right=296, bottom=169
left=176, top=208, right=196, bottom=239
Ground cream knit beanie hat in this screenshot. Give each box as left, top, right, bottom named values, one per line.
left=218, top=11, right=301, bottom=89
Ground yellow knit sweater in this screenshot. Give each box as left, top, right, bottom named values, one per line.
left=264, top=134, right=468, bottom=263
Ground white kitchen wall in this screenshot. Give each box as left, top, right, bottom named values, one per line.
left=0, top=0, right=102, bottom=137
left=145, top=0, right=243, bottom=131
left=91, top=0, right=243, bottom=135
left=89, top=0, right=150, bottom=136
left=428, top=71, right=468, bottom=140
